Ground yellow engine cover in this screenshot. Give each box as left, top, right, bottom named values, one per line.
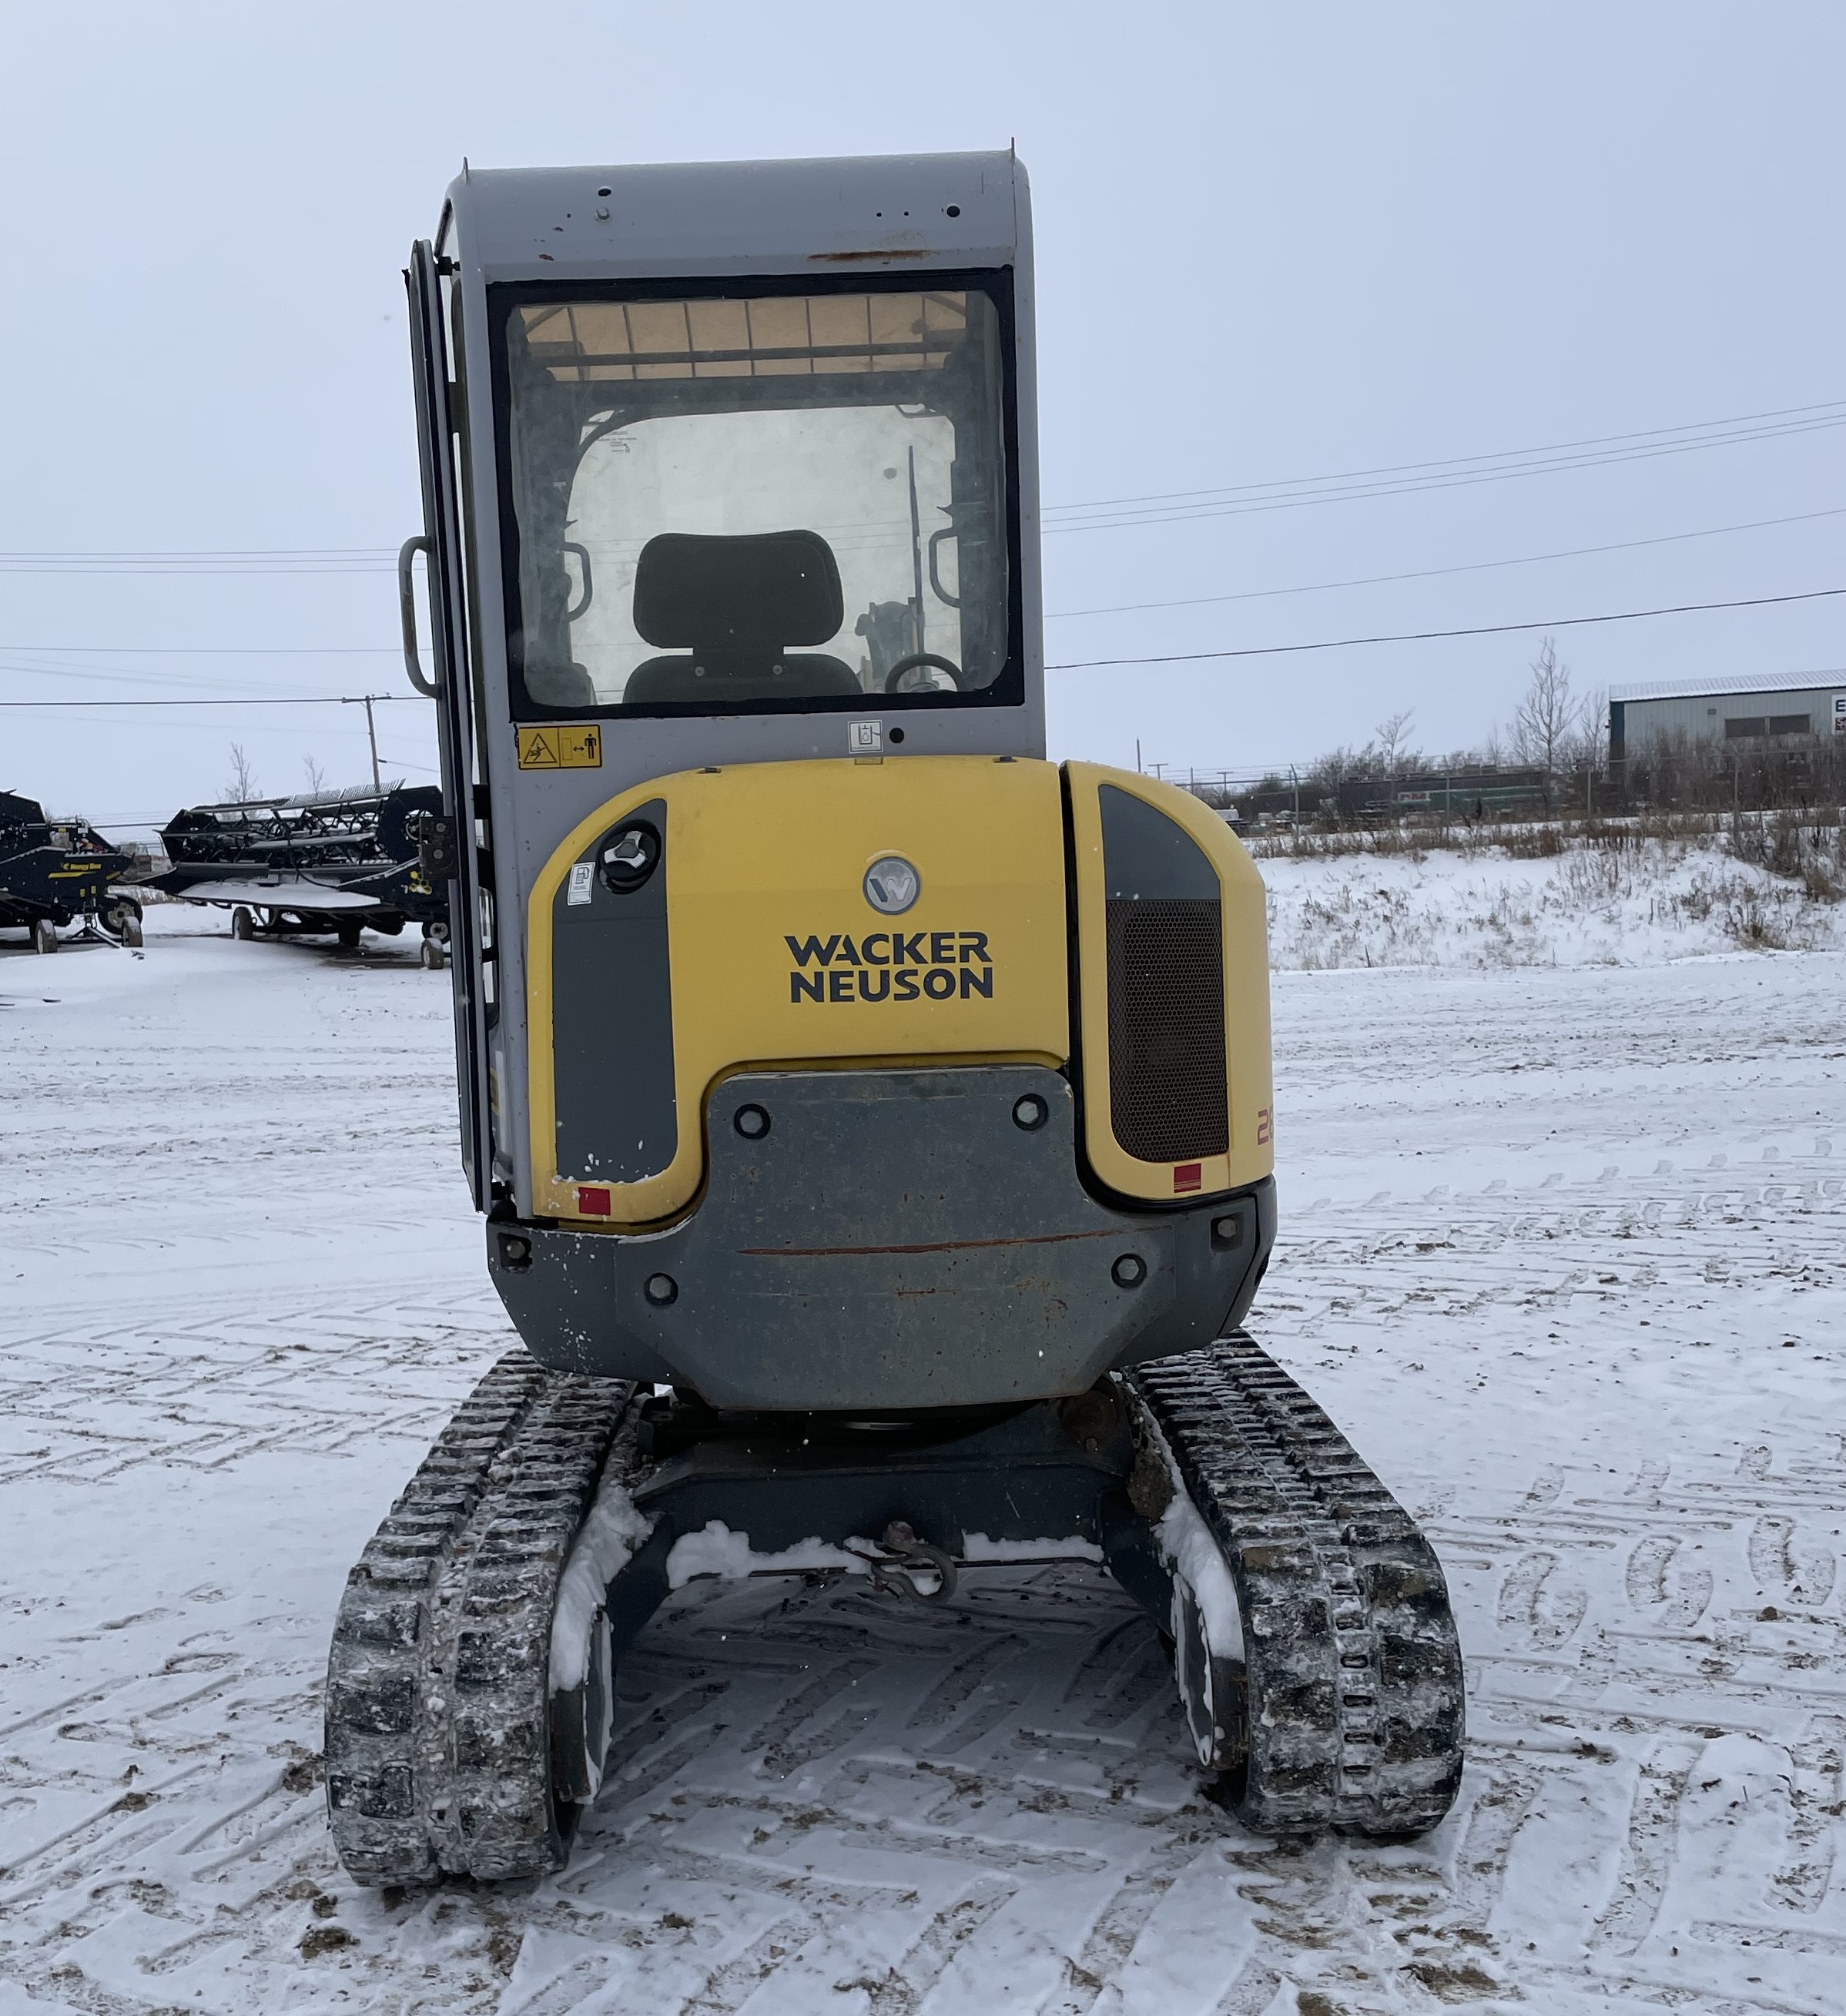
left=527, top=755, right=1071, bottom=1226
left=1063, top=765, right=1275, bottom=1203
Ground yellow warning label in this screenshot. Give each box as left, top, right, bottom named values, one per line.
left=517, top=725, right=603, bottom=770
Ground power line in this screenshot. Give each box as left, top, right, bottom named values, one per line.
left=5, top=589, right=1839, bottom=696
left=1045, top=504, right=1846, bottom=621
left=1043, top=414, right=1846, bottom=535
left=0, top=644, right=400, bottom=654
left=0, top=547, right=391, bottom=558
left=1045, top=397, right=1846, bottom=514
left=0, top=657, right=357, bottom=698
left=0, top=692, right=416, bottom=710
left=5, top=498, right=1841, bottom=685
left=0, top=548, right=397, bottom=577
left=4, top=399, right=1841, bottom=572
left=1045, top=585, right=1846, bottom=672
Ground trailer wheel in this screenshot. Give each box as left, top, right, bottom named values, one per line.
left=32, top=917, right=58, bottom=955
left=100, top=894, right=142, bottom=946
left=420, top=936, right=447, bottom=971
left=422, top=919, right=451, bottom=945
left=231, top=906, right=256, bottom=941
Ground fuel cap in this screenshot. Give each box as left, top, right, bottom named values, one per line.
left=598, top=820, right=661, bottom=894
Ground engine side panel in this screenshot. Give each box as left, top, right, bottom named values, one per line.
left=1064, top=765, right=1275, bottom=1204
left=526, top=754, right=1070, bottom=1227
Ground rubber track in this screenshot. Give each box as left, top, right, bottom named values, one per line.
left=324, top=1349, right=633, bottom=1883
left=1125, top=1332, right=1464, bottom=1836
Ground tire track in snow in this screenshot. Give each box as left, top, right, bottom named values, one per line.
left=7, top=933, right=1846, bottom=2011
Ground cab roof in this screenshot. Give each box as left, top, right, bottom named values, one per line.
left=443, top=149, right=1026, bottom=284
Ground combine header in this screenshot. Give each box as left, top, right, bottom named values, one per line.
left=0, top=792, right=142, bottom=952
left=152, top=783, right=451, bottom=962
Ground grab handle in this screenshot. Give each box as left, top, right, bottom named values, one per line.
left=562, top=541, right=594, bottom=621
left=926, top=525, right=960, bottom=608
left=398, top=536, right=439, bottom=698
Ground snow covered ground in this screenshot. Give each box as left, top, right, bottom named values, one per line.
left=2, top=905, right=1844, bottom=2014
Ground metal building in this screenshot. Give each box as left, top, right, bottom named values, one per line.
left=1610, top=671, right=1846, bottom=760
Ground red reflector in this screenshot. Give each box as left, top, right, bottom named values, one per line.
left=577, top=1186, right=612, bottom=1217
left=1173, top=1163, right=1203, bottom=1194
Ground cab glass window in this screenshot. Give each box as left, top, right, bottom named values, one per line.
left=494, top=277, right=1017, bottom=717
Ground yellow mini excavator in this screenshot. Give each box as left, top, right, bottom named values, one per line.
left=326, top=150, right=1463, bottom=1883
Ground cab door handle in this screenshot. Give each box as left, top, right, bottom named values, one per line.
left=399, top=536, right=440, bottom=697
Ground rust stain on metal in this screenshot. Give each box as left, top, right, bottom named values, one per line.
left=737, top=1228, right=1119, bottom=1258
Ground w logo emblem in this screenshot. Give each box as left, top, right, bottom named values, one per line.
left=862, top=856, right=920, bottom=915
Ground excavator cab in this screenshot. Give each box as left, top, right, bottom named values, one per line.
left=329, top=152, right=1462, bottom=1887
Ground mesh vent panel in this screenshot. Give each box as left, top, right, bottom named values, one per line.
left=1105, top=897, right=1228, bottom=1164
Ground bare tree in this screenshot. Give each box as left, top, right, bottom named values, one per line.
left=1509, top=638, right=1590, bottom=775
left=303, top=754, right=327, bottom=796
left=1307, top=742, right=1379, bottom=788
left=1567, top=686, right=1609, bottom=770
left=1374, top=709, right=1417, bottom=777
left=223, top=743, right=261, bottom=803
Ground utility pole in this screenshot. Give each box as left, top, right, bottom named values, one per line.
left=342, top=695, right=385, bottom=792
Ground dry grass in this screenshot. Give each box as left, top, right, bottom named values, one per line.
left=1242, top=803, right=1845, bottom=867
left=1802, top=859, right=1845, bottom=904
left=1721, top=895, right=1797, bottom=951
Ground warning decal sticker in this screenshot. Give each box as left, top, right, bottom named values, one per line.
left=517, top=725, right=603, bottom=770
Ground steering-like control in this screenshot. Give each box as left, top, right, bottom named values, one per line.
left=883, top=652, right=963, bottom=693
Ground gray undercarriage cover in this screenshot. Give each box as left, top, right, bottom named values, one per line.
left=487, top=1065, right=1273, bottom=1412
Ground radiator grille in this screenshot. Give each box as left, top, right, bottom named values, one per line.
left=1105, top=896, right=1229, bottom=1164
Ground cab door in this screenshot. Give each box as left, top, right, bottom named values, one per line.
left=407, top=238, right=494, bottom=1209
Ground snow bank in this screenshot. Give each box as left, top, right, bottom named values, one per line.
left=1260, top=833, right=1841, bottom=970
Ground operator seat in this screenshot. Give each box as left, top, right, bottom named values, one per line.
left=624, top=529, right=862, bottom=703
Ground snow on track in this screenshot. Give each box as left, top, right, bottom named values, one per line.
left=2, top=911, right=1844, bottom=2013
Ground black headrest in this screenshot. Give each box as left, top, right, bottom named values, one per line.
left=632, top=531, right=843, bottom=648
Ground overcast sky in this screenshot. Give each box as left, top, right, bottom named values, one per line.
left=2, top=2, right=1841, bottom=830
